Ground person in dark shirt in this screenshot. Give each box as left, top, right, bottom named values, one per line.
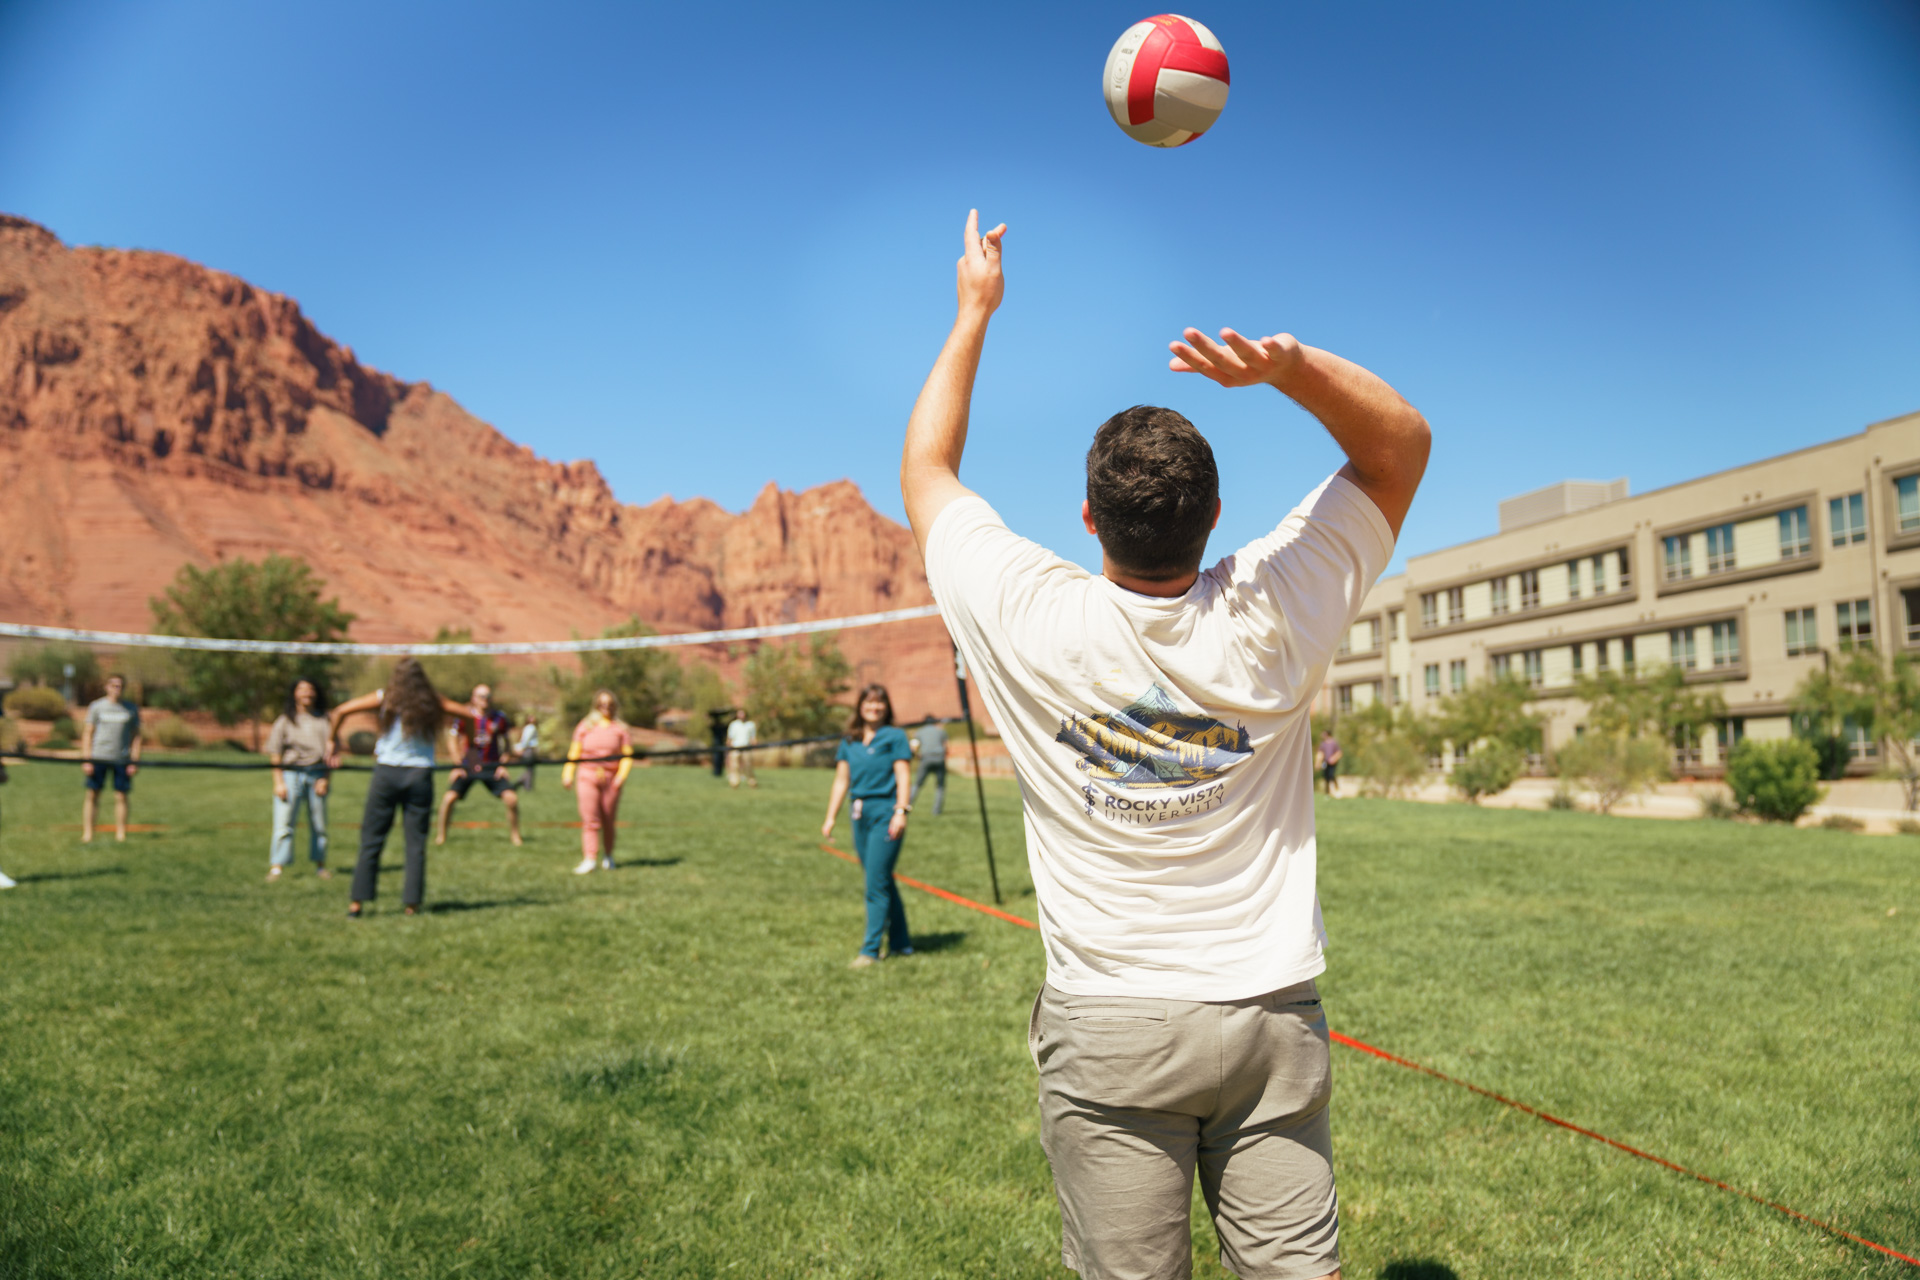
left=436, top=684, right=523, bottom=847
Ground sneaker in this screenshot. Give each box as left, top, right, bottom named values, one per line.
left=599, top=855, right=615, bottom=871
left=892, top=947, right=915, bottom=958
left=849, top=954, right=878, bottom=969
left=573, top=859, right=597, bottom=875
left=266, top=866, right=284, bottom=882
left=0, top=871, right=15, bottom=890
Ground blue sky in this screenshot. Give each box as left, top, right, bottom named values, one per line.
left=2, top=0, right=1916, bottom=576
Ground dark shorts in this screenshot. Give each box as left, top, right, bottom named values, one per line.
left=447, top=761, right=515, bottom=800
left=85, top=762, right=134, bottom=793
left=1321, top=762, right=1338, bottom=784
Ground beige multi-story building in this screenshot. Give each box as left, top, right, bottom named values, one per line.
left=1322, top=408, right=1920, bottom=772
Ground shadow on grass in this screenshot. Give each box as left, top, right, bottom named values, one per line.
left=12, top=867, right=129, bottom=884
left=909, top=930, right=968, bottom=954
left=611, top=857, right=682, bottom=868
left=1380, top=1261, right=1461, bottom=1280
left=426, top=897, right=544, bottom=914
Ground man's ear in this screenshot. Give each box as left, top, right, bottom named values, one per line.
left=1082, top=498, right=1099, bottom=537
left=1212, top=498, right=1222, bottom=530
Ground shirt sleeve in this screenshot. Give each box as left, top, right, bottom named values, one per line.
left=265, top=718, right=289, bottom=758
left=888, top=730, right=913, bottom=763
left=834, top=740, right=850, bottom=765
left=1213, top=473, right=1396, bottom=688
left=924, top=496, right=1086, bottom=677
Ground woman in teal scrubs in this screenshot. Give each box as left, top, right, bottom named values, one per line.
left=820, top=683, right=915, bottom=968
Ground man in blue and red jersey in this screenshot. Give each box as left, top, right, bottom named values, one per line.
left=436, top=684, right=524, bottom=847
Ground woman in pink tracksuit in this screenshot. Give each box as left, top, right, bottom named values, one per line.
left=561, top=689, right=633, bottom=875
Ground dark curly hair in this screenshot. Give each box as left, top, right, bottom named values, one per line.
left=845, top=683, right=895, bottom=738
left=1085, top=405, right=1219, bottom=579
left=283, top=675, right=329, bottom=722
left=379, top=658, right=444, bottom=740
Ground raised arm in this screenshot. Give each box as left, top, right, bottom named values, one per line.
left=901, top=209, right=1007, bottom=551
left=1170, top=330, right=1430, bottom=536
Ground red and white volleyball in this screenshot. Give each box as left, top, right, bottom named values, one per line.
left=1102, top=14, right=1230, bottom=147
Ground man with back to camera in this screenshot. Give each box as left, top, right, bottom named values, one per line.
left=910, top=714, right=948, bottom=816
left=902, top=212, right=1429, bottom=1280
left=81, top=673, right=142, bottom=844
left=436, top=683, right=523, bottom=847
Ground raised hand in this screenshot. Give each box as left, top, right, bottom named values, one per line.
left=1169, top=328, right=1304, bottom=389
left=956, top=208, right=1007, bottom=318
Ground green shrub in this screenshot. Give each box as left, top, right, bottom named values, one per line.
left=4, top=685, right=69, bottom=721
left=1352, top=732, right=1429, bottom=799
left=1819, top=813, right=1865, bottom=832
left=1726, top=738, right=1823, bottom=823
left=0, top=715, right=19, bottom=753
left=147, top=717, right=202, bottom=749
left=51, top=715, right=78, bottom=740
left=1545, top=783, right=1579, bottom=810
left=1555, top=732, right=1671, bottom=814
left=1897, top=817, right=1920, bottom=836
left=42, top=734, right=73, bottom=751
left=1698, top=791, right=1739, bottom=820
left=1449, top=742, right=1523, bottom=804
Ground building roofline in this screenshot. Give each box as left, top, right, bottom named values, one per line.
left=1405, top=413, right=1918, bottom=568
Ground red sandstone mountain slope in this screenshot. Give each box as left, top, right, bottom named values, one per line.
left=0, top=215, right=957, bottom=717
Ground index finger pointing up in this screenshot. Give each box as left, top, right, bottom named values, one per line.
left=964, top=208, right=980, bottom=253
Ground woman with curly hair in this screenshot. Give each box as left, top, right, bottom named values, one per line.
left=329, top=659, right=471, bottom=918
left=820, top=683, right=915, bottom=968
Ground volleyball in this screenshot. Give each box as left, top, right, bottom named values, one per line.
left=1102, top=14, right=1230, bottom=147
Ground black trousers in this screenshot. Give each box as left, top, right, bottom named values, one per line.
left=351, top=764, right=434, bottom=906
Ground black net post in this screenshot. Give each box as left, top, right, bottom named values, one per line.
left=953, top=645, right=1002, bottom=905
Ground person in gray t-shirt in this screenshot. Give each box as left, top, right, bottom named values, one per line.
left=910, top=716, right=948, bottom=816
left=82, top=674, right=142, bottom=843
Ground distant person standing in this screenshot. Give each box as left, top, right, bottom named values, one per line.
left=563, top=689, right=633, bottom=874
left=331, top=659, right=470, bottom=919
left=436, top=684, right=523, bottom=847
left=910, top=715, right=948, bottom=816
left=820, top=683, right=915, bottom=968
left=513, top=715, right=539, bottom=792
left=1319, top=730, right=1343, bottom=797
left=725, top=708, right=758, bottom=789
left=81, top=674, right=141, bottom=844
left=265, top=677, right=334, bottom=882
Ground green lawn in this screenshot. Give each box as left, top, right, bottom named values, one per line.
left=0, top=759, right=1914, bottom=1278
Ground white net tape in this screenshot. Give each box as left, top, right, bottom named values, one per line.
left=0, top=605, right=944, bottom=657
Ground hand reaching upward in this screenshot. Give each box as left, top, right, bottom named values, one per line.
left=1169, top=328, right=1304, bottom=388
left=957, top=208, right=1007, bottom=318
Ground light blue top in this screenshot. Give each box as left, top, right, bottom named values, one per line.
left=374, top=717, right=436, bottom=768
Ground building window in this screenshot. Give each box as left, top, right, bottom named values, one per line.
left=1899, top=475, right=1920, bottom=534
left=1622, top=635, right=1635, bottom=674
left=1490, top=654, right=1512, bottom=680
left=1830, top=493, right=1867, bottom=546
left=1663, top=535, right=1693, bottom=581
left=1447, top=587, right=1465, bottom=625
left=1490, top=577, right=1509, bottom=615
left=1705, top=524, right=1736, bottom=574
left=1778, top=506, right=1811, bottom=559
left=1837, top=598, right=1873, bottom=647
left=1711, top=619, right=1740, bottom=668
left=1337, top=629, right=1352, bottom=657
left=1421, top=593, right=1437, bottom=629
left=1718, top=718, right=1745, bottom=753
left=1519, top=569, right=1540, bottom=610
left=1449, top=659, right=1467, bottom=693
left=1424, top=663, right=1440, bottom=698
left=1903, top=591, right=1920, bottom=647
left=1366, top=617, right=1382, bottom=651
left=1785, top=607, right=1818, bottom=656
left=1566, top=560, right=1581, bottom=600
left=1843, top=716, right=1878, bottom=762
left=1590, top=553, right=1608, bottom=595
left=1336, top=685, right=1354, bottom=714
left=1571, top=643, right=1584, bottom=674
left=1617, top=549, right=1632, bottom=593
left=1595, top=639, right=1610, bottom=670
left=1522, top=650, right=1544, bottom=687
left=1389, top=610, right=1402, bottom=642
left=1670, top=628, right=1697, bottom=671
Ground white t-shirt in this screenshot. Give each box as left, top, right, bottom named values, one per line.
left=925, top=474, right=1393, bottom=1001
left=726, top=718, right=757, bottom=748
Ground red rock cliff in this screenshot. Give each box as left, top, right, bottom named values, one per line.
left=0, top=214, right=957, bottom=717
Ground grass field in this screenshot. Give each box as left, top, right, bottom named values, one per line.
left=1, top=755, right=1915, bottom=1278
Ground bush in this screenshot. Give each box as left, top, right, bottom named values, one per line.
left=4, top=685, right=69, bottom=721
left=51, top=715, right=78, bottom=740
left=0, top=715, right=19, bottom=753
left=1546, top=783, right=1578, bottom=810
left=1820, top=813, right=1865, bottom=832
left=1449, top=742, right=1523, bottom=804
left=1352, top=732, right=1429, bottom=799
left=147, top=717, right=202, bottom=749
left=1896, top=818, right=1920, bottom=836
left=1698, top=791, right=1739, bottom=820
left=1554, top=732, right=1669, bottom=815
left=1726, top=738, right=1823, bottom=824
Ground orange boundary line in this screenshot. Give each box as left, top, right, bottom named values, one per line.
left=818, top=843, right=1037, bottom=930
left=818, top=843, right=1916, bottom=1268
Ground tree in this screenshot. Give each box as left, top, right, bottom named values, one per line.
left=1577, top=665, right=1725, bottom=747
left=414, top=628, right=507, bottom=710
left=1726, top=738, right=1823, bottom=823
left=149, top=556, right=356, bottom=747
left=1435, top=675, right=1544, bottom=757
left=1449, top=741, right=1523, bottom=803
left=1340, top=701, right=1432, bottom=798
left=1553, top=732, right=1669, bottom=814
left=560, top=618, right=686, bottom=731
left=743, top=635, right=852, bottom=739
left=1794, top=648, right=1920, bottom=809
left=6, top=642, right=102, bottom=702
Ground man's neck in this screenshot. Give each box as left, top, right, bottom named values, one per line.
left=1101, top=558, right=1198, bottom=599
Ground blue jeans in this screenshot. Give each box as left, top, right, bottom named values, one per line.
left=271, top=771, right=329, bottom=867
left=852, top=801, right=910, bottom=958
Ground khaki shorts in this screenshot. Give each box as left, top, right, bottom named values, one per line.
left=1029, top=980, right=1338, bottom=1280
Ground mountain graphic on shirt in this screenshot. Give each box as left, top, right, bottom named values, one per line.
left=1055, top=684, right=1254, bottom=789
